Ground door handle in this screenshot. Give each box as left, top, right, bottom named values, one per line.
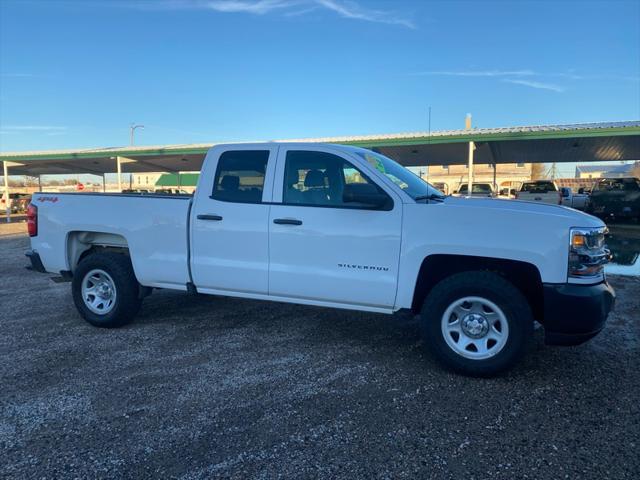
left=197, top=214, right=223, bottom=221
left=273, top=218, right=302, bottom=226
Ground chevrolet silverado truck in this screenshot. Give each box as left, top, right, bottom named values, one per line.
left=25, top=143, right=615, bottom=376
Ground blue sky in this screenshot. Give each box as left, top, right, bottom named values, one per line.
left=1, top=0, right=639, bottom=156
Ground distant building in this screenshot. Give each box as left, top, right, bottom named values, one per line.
left=131, top=173, right=164, bottom=190
left=131, top=172, right=198, bottom=193
left=418, top=163, right=533, bottom=194
left=575, top=163, right=636, bottom=179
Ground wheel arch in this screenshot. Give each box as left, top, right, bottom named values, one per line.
left=411, top=254, right=544, bottom=321
left=66, top=231, right=130, bottom=273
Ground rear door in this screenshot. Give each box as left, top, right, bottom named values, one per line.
left=190, top=146, right=278, bottom=295
left=267, top=146, right=403, bottom=309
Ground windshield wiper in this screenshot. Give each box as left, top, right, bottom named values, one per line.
left=414, top=194, right=445, bottom=202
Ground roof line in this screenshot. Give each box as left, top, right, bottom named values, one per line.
left=1, top=120, right=639, bottom=162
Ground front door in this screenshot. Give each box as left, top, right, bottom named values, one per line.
left=191, top=146, right=277, bottom=295
left=268, top=146, right=402, bottom=309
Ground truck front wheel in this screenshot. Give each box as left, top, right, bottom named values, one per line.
left=72, top=252, right=142, bottom=328
left=420, top=271, right=533, bottom=377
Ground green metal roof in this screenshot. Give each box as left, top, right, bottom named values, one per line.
left=155, top=173, right=200, bottom=187
left=1, top=121, right=638, bottom=175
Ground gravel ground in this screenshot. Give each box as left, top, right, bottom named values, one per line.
left=1, top=226, right=639, bottom=479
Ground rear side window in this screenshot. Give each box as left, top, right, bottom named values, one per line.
left=211, top=150, right=269, bottom=203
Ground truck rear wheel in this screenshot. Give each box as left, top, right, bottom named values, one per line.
left=72, top=252, right=142, bottom=328
left=420, top=271, right=533, bottom=377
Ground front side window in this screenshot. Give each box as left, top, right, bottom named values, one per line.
left=283, top=150, right=390, bottom=209
left=352, top=150, right=443, bottom=199
left=211, top=150, right=269, bottom=203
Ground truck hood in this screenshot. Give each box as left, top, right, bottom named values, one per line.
left=437, top=196, right=604, bottom=228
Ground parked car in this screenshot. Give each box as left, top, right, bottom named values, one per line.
left=560, top=187, right=589, bottom=211
left=1, top=193, right=31, bottom=214
left=431, top=182, right=449, bottom=195
left=454, top=183, right=496, bottom=198
left=25, top=143, right=614, bottom=376
left=498, top=187, right=518, bottom=199
left=121, top=189, right=150, bottom=194
left=154, top=188, right=190, bottom=195
left=587, top=177, right=640, bottom=221
left=515, top=180, right=561, bottom=204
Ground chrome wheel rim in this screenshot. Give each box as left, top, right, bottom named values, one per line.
left=441, top=296, right=509, bottom=360
left=81, top=269, right=116, bottom=315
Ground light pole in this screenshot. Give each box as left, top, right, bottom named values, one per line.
left=130, top=123, right=144, bottom=146
left=127, top=124, right=144, bottom=191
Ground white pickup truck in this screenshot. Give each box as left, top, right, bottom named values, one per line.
left=26, top=143, right=615, bottom=376
left=516, top=181, right=589, bottom=210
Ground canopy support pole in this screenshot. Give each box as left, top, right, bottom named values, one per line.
left=3, top=161, right=10, bottom=223
left=38, top=175, right=42, bottom=191
left=493, top=163, right=497, bottom=191
left=468, top=142, right=475, bottom=194
left=102, top=174, right=106, bottom=192
left=116, top=157, right=123, bottom=192
left=465, top=114, right=474, bottom=194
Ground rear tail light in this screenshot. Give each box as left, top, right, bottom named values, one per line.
left=27, top=203, right=38, bottom=237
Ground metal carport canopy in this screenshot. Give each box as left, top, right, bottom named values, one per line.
left=1, top=121, right=638, bottom=176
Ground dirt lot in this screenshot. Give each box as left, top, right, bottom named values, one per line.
left=1, top=224, right=639, bottom=479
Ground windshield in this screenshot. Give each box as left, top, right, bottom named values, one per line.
left=354, top=150, right=443, bottom=199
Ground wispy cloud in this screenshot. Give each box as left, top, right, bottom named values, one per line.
left=127, top=0, right=414, bottom=27
left=1, top=125, right=68, bottom=131
left=202, top=0, right=298, bottom=15
left=412, top=68, right=639, bottom=93
left=414, top=70, right=535, bottom=77
left=0, top=73, right=36, bottom=78
left=0, top=126, right=68, bottom=135
left=503, top=78, right=565, bottom=93
left=315, top=0, right=414, bottom=28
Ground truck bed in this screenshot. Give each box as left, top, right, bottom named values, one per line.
left=30, top=192, right=192, bottom=290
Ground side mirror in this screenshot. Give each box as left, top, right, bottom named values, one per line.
left=578, top=187, right=585, bottom=194
left=343, top=183, right=389, bottom=208
left=561, top=187, right=571, bottom=198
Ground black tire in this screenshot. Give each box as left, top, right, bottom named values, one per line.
left=420, top=271, right=533, bottom=377
left=72, top=252, right=142, bottom=328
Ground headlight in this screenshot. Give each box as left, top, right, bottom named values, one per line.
left=568, top=227, right=610, bottom=280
